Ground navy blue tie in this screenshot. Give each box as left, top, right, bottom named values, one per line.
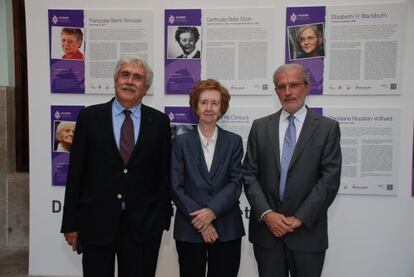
left=279, top=115, right=296, bottom=200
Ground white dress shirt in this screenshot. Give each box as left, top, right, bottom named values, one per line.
left=197, top=125, right=218, bottom=172
left=260, top=105, right=308, bottom=220
left=278, top=105, right=307, bottom=160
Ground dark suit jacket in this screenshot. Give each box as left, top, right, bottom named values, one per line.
left=61, top=98, right=172, bottom=245
left=171, top=127, right=245, bottom=243
left=243, top=108, right=341, bottom=252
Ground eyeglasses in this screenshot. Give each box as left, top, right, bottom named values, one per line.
left=275, top=82, right=305, bottom=92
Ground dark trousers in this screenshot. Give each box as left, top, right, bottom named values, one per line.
left=176, top=238, right=241, bottom=277
left=82, top=212, right=162, bottom=277
left=253, top=243, right=325, bottom=277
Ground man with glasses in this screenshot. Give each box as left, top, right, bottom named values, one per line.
left=243, top=63, right=342, bottom=277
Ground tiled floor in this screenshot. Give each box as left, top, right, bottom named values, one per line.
left=0, top=249, right=28, bottom=277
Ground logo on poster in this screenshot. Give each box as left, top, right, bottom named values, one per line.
left=52, top=15, right=58, bottom=24
left=169, top=15, right=175, bottom=24
left=54, top=111, right=61, bottom=120
left=291, top=13, right=311, bottom=22
left=290, top=13, right=297, bottom=23
left=168, top=112, right=175, bottom=121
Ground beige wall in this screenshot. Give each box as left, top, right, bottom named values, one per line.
left=0, top=86, right=29, bottom=249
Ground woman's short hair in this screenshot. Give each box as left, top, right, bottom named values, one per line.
left=61, top=28, right=83, bottom=42
left=55, top=121, right=75, bottom=141
left=189, top=79, right=230, bottom=119
left=175, top=27, right=200, bottom=42
left=297, top=25, right=320, bottom=42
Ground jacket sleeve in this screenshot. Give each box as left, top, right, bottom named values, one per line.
left=170, top=137, right=203, bottom=219
left=60, top=108, right=88, bottom=233
left=295, top=121, right=342, bottom=230
left=242, top=120, right=274, bottom=219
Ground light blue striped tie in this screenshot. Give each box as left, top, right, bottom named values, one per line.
left=279, top=115, right=296, bottom=200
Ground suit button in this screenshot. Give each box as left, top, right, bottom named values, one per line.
left=123, top=169, right=128, bottom=174
left=117, top=194, right=122, bottom=199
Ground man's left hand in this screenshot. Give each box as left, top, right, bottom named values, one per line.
left=283, top=216, right=303, bottom=229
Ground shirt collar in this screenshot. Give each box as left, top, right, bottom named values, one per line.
left=113, top=98, right=142, bottom=118
left=197, top=125, right=218, bottom=146
left=280, top=105, right=307, bottom=123
left=185, top=49, right=199, bottom=59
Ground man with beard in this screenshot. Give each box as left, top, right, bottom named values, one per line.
left=61, top=56, right=172, bottom=277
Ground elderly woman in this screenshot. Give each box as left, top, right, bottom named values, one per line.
left=171, top=79, right=245, bottom=277
left=55, top=121, right=75, bottom=152
left=296, top=24, right=324, bottom=59
left=61, top=28, right=84, bottom=60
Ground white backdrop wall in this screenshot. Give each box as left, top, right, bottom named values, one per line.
left=26, top=0, right=414, bottom=276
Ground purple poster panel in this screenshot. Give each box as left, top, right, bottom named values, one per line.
left=49, top=10, right=85, bottom=93
left=286, top=6, right=326, bottom=95
left=165, top=107, right=198, bottom=139
left=165, top=9, right=202, bottom=94
left=51, top=105, right=83, bottom=186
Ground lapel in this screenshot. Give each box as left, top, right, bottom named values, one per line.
left=100, top=98, right=124, bottom=165
left=289, top=108, right=320, bottom=169
left=209, top=127, right=229, bottom=179
left=127, top=104, right=150, bottom=165
left=186, top=129, right=211, bottom=183
left=267, top=111, right=282, bottom=172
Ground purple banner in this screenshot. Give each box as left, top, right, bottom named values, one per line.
left=49, top=9, right=85, bottom=93
left=165, top=9, right=202, bottom=94
left=285, top=6, right=326, bottom=95
left=51, top=105, right=83, bottom=186
left=165, top=106, right=198, bottom=139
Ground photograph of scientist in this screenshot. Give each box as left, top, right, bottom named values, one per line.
left=54, top=121, right=75, bottom=153
left=289, top=24, right=325, bottom=60
left=174, top=26, right=201, bottom=59
left=61, top=28, right=84, bottom=60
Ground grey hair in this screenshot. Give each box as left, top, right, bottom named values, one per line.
left=273, top=63, right=310, bottom=86
left=55, top=121, right=75, bottom=141
left=113, top=56, right=153, bottom=87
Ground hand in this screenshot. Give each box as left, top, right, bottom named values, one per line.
left=284, top=216, right=303, bottom=229
left=190, top=208, right=216, bottom=231
left=200, top=224, right=219, bottom=244
left=263, top=211, right=294, bottom=238
left=64, top=231, right=78, bottom=251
